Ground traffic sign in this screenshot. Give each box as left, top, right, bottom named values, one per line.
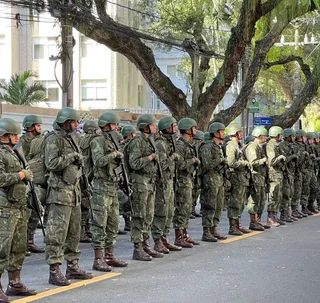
left=248, top=99, right=260, bottom=113
left=254, top=117, right=272, bottom=126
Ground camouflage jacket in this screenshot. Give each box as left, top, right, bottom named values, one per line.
left=20, top=133, right=34, bottom=161
left=278, top=141, right=297, bottom=175
left=0, top=144, right=27, bottom=207
left=155, top=134, right=175, bottom=180
left=305, top=143, right=317, bottom=172
left=293, top=141, right=308, bottom=175
left=44, top=129, right=81, bottom=206
left=199, top=140, right=224, bottom=187
left=266, top=139, right=285, bottom=177
left=243, top=141, right=266, bottom=186
left=176, top=137, right=197, bottom=180
left=127, top=132, right=157, bottom=178
left=90, top=133, right=119, bottom=183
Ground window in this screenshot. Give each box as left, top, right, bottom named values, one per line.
left=167, top=65, right=177, bottom=78
left=34, top=44, right=44, bottom=59
left=81, top=80, right=107, bottom=102
left=0, top=35, right=5, bottom=58
left=81, top=35, right=96, bottom=58
left=39, top=80, right=60, bottom=102
left=138, top=85, right=143, bottom=107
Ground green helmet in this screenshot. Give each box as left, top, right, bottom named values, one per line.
left=194, top=130, right=204, bottom=140
left=23, top=114, right=42, bottom=129
left=56, top=107, right=80, bottom=124
left=98, top=112, right=120, bottom=128
left=178, top=118, right=197, bottom=130
left=315, top=132, right=320, bottom=139
left=137, top=114, right=157, bottom=130
left=244, top=135, right=255, bottom=144
left=251, top=126, right=268, bottom=137
left=204, top=132, right=211, bottom=140
left=208, top=122, right=225, bottom=134
left=283, top=128, right=295, bottom=138
left=268, top=126, right=283, bottom=137
left=0, top=118, right=21, bottom=136
left=158, top=116, right=177, bottom=132
left=83, top=120, right=99, bottom=133
left=306, top=132, right=316, bottom=139
left=121, top=125, right=136, bottom=138
left=227, top=124, right=242, bottom=136
left=295, top=129, right=306, bottom=138
left=52, top=119, right=60, bottom=131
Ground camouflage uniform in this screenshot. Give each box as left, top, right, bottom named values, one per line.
left=44, top=130, right=82, bottom=265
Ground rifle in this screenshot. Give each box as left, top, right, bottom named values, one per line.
left=170, top=134, right=178, bottom=190
left=67, top=132, right=93, bottom=220
left=193, top=141, right=201, bottom=190
left=13, top=142, right=46, bottom=237
left=108, top=131, right=133, bottom=206
left=261, top=143, right=270, bottom=194
left=148, top=135, right=166, bottom=204
left=242, top=144, right=257, bottom=195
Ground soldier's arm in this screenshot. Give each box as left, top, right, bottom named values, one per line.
left=175, top=143, right=195, bottom=171
left=200, top=144, right=223, bottom=171
left=128, top=139, right=151, bottom=170
left=44, top=134, right=76, bottom=172
left=245, top=144, right=265, bottom=168
left=267, top=143, right=283, bottom=167
left=0, top=151, right=22, bottom=187
left=226, top=143, right=246, bottom=169
left=90, top=136, right=116, bottom=168
left=156, top=139, right=170, bottom=171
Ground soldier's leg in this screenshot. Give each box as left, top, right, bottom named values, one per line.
left=80, top=195, right=91, bottom=243
left=248, top=185, right=266, bottom=230
left=201, top=187, right=218, bottom=242
left=301, top=172, right=312, bottom=215
left=308, top=172, right=319, bottom=213
left=317, top=175, right=320, bottom=210
left=280, top=177, right=293, bottom=223
left=292, top=176, right=303, bottom=218
left=268, top=178, right=284, bottom=225
left=212, top=186, right=227, bottom=239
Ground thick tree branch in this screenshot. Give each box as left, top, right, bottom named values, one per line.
left=261, top=0, right=284, bottom=16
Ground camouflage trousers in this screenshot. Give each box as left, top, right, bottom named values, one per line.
left=91, top=180, right=119, bottom=249
left=247, top=184, right=266, bottom=215
left=45, top=203, right=81, bottom=265
left=27, top=186, right=47, bottom=236
left=192, top=187, right=201, bottom=208
left=300, top=171, right=311, bottom=206
left=292, top=174, right=302, bottom=207
left=227, top=183, right=247, bottom=219
left=173, top=177, right=193, bottom=229
left=81, top=194, right=91, bottom=227
left=131, top=174, right=155, bottom=244
left=308, top=170, right=318, bottom=206
left=201, top=182, right=224, bottom=228
left=118, top=189, right=131, bottom=217
left=267, top=174, right=283, bottom=213
left=280, top=174, right=294, bottom=212
left=151, top=179, right=174, bottom=241
left=0, top=206, right=30, bottom=273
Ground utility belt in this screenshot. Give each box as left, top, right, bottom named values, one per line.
left=132, top=172, right=156, bottom=183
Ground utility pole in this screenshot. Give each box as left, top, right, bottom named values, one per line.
left=293, top=22, right=300, bottom=130
left=191, top=49, right=200, bottom=121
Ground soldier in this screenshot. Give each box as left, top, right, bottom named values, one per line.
left=293, top=130, right=310, bottom=217
left=120, top=125, right=136, bottom=232
left=151, top=116, right=182, bottom=254
left=44, top=107, right=93, bottom=286
left=243, top=126, right=268, bottom=231
left=127, top=114, right=163, bottom=261
left=314, top=132, right=320, bottom=211
left=225, top=124, right=251, bottom=236
left=191, top=130, right=204, bottom=219
left=90, top=112, right=128, bottom=271
left=305, top=132, right=319, bottom=214
left=20, top=115, right=45, bottom=254
left=278, top=129, right=298, bottom=223
left=0, top=118, right=37, bottom=301
left=79, top=120, right=100, bottom=243
left=174, top=118, right=200, bottom=247
left=199, top=122, right=228, bottom=242
left=266, top=126, right=287, bottom=226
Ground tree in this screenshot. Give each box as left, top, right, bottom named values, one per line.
left=16, top=0, right=320, bottom=128
left=0, top=70, right=47, bottom=105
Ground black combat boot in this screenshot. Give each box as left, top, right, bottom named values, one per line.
left=0, top=274, right=9, bottom=303
left=280, top=211, right=293, bottom=223
left=302, top=205, right=313, bottom=216
left=256, top=214, right=270, bottom=229
left=274, top=212, right=286, bottom=225
left=49, top=264, right=71, bottom=286
left=174, top=229, right=193, bottom=248
left=291, top=206, right=303, bottom=219
left=161, top=236, right=182, bottom=251
left=132, top=243, right=152, bottom=261
left=236, top=218, right=251, bottom=234
left=142, top=239, right=164, bottom=258
left=184, top=228, right=201, bottom=244
left=123, top=216, right=131, bottom=232
left=201, top=227, right=218, bottom=242
left=211, top=227, right=227, bottom=240
left=307, top=204, right=319, bottom=214
left=66, top=260, right=93, bottom=280
left=93, top=248, right=112, bottom=272
left=153, top=238, right=170, bottom=254
left=80, top=225, right=92, bottom=243
left=27, top=233, right=45, bottom=253
left=6, top=271, right=37, bottom=296
left=228, top=219, right=243, bottom=236
left=249, top=214, right=265, bottom=231
left=105, top=247, right=128, bottom=267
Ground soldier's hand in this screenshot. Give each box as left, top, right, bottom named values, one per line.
left=150, top=153, right=159, bottom=162
left=242, top=160, right=250, bottom=168
left=193, top=157, right=201, bottom=165
left=20, top=169, right=33, bottom=181
left=291, top=154, right=298, bottom=161
left=278, top=155, right=286, bottom=161
left=261, top=157, right=268, bottom=164
left=310, top=154, right=316, bottom=160
left=115, top=151, right=124, bottom=159
left=71, top=152, right=82, bottom=161
left=303, top=151, right=309, bottom=157
left=171, top=153, right=180, bottom=161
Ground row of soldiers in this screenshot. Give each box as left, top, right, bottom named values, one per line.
left=0, top=108, right=318, bottom=302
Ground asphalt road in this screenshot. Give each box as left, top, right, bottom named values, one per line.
left=9, top=209, right=320, bottom=303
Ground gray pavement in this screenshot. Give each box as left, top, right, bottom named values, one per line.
left=9, top=209, right=320, bottom=303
